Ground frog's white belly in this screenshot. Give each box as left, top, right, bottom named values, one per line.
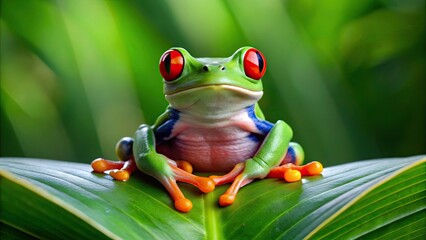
left=164, top=126, right=261, bottom=172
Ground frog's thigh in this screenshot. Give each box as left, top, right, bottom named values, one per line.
left=282, top=142, right=305, bottom=166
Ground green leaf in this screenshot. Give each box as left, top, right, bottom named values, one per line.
left=0, top=156, right=425, bottom=239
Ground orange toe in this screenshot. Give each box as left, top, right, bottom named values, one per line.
left=177, top=161, right=193, bottom=173
left=91, top=158, right=108, bottom=172
left=219, top=194, right=235, bottom=207
left=284, top=169, right=301, bottom=182
left=198, top=177, right=215, bottom=193
left=175, top=198, right=192, bottom=213
left=209, top=175, right=223, bottom=185
left=306, top=161, right=323, bottom=176
left=110, top=169, right=130, bottom=181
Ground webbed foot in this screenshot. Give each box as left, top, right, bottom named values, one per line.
left=156, top=163, right=215, bottom=212
left=109, top=169, right=131, bottom=181
left=214, top=161, right=323, bottom=207
left=267, top=161, right=323, bottom=182
left=91, top=157, right=137, bottom=181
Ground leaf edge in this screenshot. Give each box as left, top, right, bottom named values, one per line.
left=0, top=169, right=118, bottom=239
left=305, top=155, right=426, bottom=239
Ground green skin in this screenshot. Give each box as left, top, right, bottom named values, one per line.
left=90, top=46, right=321, bottom=212
left=134, top=47, right=293, bottom=186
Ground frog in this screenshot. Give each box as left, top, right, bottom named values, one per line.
left=91, top=47, right=323, bottom=212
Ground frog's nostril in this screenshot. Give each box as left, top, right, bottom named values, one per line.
left=202, top=66, right=209, bottom=72
left=220, top=66, right=226, bottom=71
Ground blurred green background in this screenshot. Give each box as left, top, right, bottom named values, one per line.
left=1, top=0, right=424, bottom=166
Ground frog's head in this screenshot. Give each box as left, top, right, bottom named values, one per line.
left=159, top=47, right=266, bottom=119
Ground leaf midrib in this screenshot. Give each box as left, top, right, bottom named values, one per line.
left=203, top=191, right=224, bottom=240
left=1, top=156, right=424, bottom=239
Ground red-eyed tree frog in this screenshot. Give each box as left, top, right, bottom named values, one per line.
left=92, top=47, right=323, bottom=212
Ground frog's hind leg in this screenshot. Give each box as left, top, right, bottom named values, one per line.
left=267, top=142, right=323, bottom=182
left=91, top=137, right=137, bottom=181
left=282, top=142, right=305, bottom=166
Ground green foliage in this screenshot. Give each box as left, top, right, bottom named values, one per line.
left=0, top=0, right=424, bottom=166
left=1, top=156, right=425, bottom=239
left=1, top=2, right=424, bottom=239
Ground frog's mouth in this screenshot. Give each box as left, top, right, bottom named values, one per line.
left=165, top=84, right=262, bottom=97
left=165, top=84, right=263, bottom=117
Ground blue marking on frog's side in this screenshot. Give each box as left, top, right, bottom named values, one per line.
left=155, top=108, right=180, bottom=143
left=246, top=105, right=273, bottom=135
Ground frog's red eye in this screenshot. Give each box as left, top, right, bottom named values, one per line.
left=159, top=49, right=184, bottom=81
left=243, top=48, right=266, bottom=80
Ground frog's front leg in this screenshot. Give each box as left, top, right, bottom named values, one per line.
left=218, top=120, right=293, bottom=206
left=91, top=137, right=137, bottom=181
left=134, top=124, right=215, bottom=212
left=209, top=142, right=309, bottom=185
